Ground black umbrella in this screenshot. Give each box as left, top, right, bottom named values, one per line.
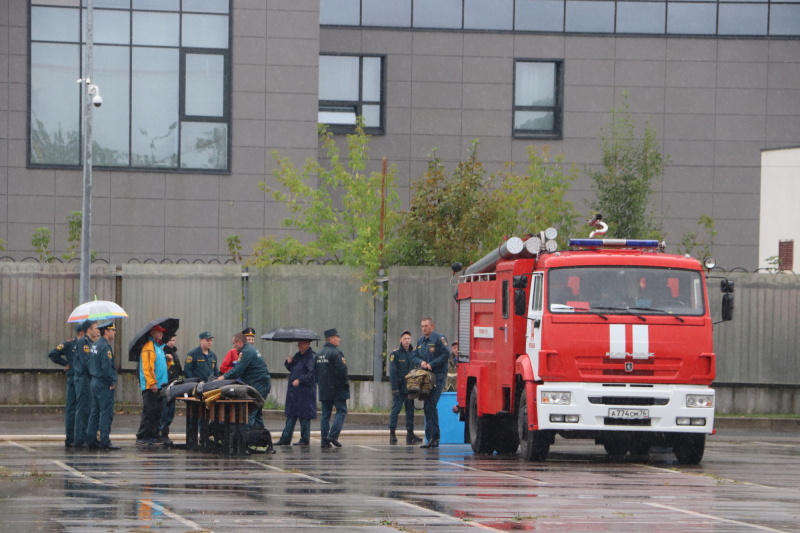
left=128, top=317, right=180, bottom=362
left=260, top=326, right=321, bottom=343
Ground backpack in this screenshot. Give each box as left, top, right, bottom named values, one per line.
left=404, top=368, right=435, bottom=400
left=245, top=428, right=275, bottom=454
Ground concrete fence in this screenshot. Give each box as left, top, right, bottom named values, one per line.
left=0, top=263, right=798, bottom=413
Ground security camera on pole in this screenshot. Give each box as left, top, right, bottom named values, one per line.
left=76, top=0, right=97, bottom=305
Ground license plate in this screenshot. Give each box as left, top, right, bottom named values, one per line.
left=608, top=408, right=649, bottom=419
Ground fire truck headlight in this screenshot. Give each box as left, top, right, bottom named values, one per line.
left=686, top=394, right=714, bottom=408
left=541, top=391, right=571, bottom=405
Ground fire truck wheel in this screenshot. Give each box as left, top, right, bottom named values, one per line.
left=468, top=387, right=496, bottom=454
left=603, top=441, right=630, bottom=458
left=673, top=433, right=705, bottom=465
left=517, top=392, right=550, bottom=462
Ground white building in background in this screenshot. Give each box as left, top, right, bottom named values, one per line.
left=760, top=146, right=800, bottom=271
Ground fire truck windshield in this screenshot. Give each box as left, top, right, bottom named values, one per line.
left=548, top=266, right=705, bottom=316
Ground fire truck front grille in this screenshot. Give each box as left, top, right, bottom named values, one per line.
left=575, top=354, right=683, bottom=380
left=589, top=396, right=668, bottom=406
left=604, top=418, right=652, bottom=426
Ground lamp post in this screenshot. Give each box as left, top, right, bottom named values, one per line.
left=78, top=0, right=95, bottom=304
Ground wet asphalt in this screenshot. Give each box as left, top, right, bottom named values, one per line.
left=1, top=410, right=800, bottom=532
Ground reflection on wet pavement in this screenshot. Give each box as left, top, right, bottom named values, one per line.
left=1, top=432, right=799, bottom=532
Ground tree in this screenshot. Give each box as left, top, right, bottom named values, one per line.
left=676, top=215, right=716, bottom=259
left=32, top=227, right=53, bottom=262
left=588, top=94, right=666, bottom=239
left=490, top=146, right=580, bottom=249
left=63, top=211, right=82, bottom=260
left=252, top=121, right=400, bottom=285
left=392, top=141, right=500, bottom=266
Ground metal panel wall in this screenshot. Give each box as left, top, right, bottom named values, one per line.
left=0, top=262, right=116, bottom=369
left=387, top=266, right=459, bottom=353
left=119, top=264, right=242, bottom=370
left=713, top=272, right=800, bottom=385
left=248, top=265, right=375, bottom=377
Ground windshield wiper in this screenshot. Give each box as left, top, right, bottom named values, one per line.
left=628, top=307, right=685, bottom=323
left=590, top=306, right=646, bottom=322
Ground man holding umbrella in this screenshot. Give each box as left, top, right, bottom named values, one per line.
left=218, top=332, right=271, bottom=429
left=135, top=324, right=170, bottom=445
left=275, top=339, right=317, bottom=446
left=73, top=319, right=100, bottom=448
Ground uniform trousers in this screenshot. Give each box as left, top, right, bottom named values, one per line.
left=320, top=399, right=347, bottom=442
left=422, top=373, right=446, bottom=443
left=159, top=399, right=176, bottom=436
left=64, top=375, right=77, bottom=446
left=389, top=393, right=415, bottom=432
left=73, top=374, right=92, bottom=446
left=87, top=379, right=115, bottom=447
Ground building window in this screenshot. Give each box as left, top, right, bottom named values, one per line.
left=318, top=54, right=385, bottom=134
left=513, top=60, right=563, bottom=139
left=29, top=1, right=231, bottom=172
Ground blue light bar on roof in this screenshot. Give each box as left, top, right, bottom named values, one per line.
left=569, top=239, right=660, bottom=248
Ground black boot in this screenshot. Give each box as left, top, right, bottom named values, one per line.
left=406, top=431, right=422, bottom=444
left=389, top=429, right=397, bottom=444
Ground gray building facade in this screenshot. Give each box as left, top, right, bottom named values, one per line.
left=2, top=0, right=800, bottom=269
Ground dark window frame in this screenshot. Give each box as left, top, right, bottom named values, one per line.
left=512, top=58, right=564, bottom=140
left=27, top=0, right=233, bottom=174
left=318, top=53, right=386, bottom=135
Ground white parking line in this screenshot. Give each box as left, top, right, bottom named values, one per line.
left=384, top=498, right=504, bottom=531
left=139, top=500, right=209, bottom=532
left=2, top=440, right=36, bottom=452
left=645, top=465, right=774, bottom=489
left=644, top=502, right=790, bottom=532
left=50, top=460, right=105, bottom=485
left=245, top=459, right=330, bottom=484
left=439, top=460, right=549, bottom=484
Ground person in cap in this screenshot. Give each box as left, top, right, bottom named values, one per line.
left=184, top=331, right=219, bottom=381
left=220, top=327, right=253, bottom=373
left=315, top=328, right=349, bottom=448
left=48, top=322, right=84, bottom=447
left=275, top=339, right=317, bottom=446
left=219, top=332, right=271, bottom=429
left=159, top=334, right=182, bottom=442
left=72, top=319, right=100, bottom=448
left=388, top=330, right=422, bottom=444
left=242, top=327, right=256, bottom=344
left=410, top=317, right=451, bottom=449
left=86, top=321, right=119, bottom=450
left=135, top=324, right=170, bottom=445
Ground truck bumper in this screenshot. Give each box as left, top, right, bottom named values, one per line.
left=536, top=382, right=714, bottom=434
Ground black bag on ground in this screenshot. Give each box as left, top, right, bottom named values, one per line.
left=244, top=427, right=275, bottom=454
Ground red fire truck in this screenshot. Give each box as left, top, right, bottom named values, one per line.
left=453, top=227, right=733, bottom=464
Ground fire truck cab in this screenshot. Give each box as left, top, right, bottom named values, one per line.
left=454, top=234, right=733, bottom=465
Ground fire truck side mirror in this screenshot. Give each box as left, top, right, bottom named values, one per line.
left=451, top=262, right=463, bottom=274
left=514, top=289, right=527, bottom=316
left=720, top=279, right=734, bottom=293
left=721, top=293, right=734, bottom=322
left=513, top=275, right=528, bottom=289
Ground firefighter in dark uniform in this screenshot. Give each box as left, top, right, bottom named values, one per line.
left=388, top=330, right=422, bottom=444
left=184, top=331, right=219, bottom=381
left=48, top=323, right=84, bottom=447
left=86, top=321, right=119, bottom=450
left=220, top=332, right=271, bottom=429
left=315, top=328, right=349, bottom=448
left=410, top=317, right=451, bottom=449
left=72, top=319, right=100, bottom=448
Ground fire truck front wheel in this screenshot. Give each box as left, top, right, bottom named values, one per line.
left=517, top=392, right=550, bottom=462
left=468, top=387, right=496, bottom=454
left=672, top=433, right=706, bottom=465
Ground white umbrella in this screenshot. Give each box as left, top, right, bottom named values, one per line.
left=67, top=298, right=128, bottom=323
